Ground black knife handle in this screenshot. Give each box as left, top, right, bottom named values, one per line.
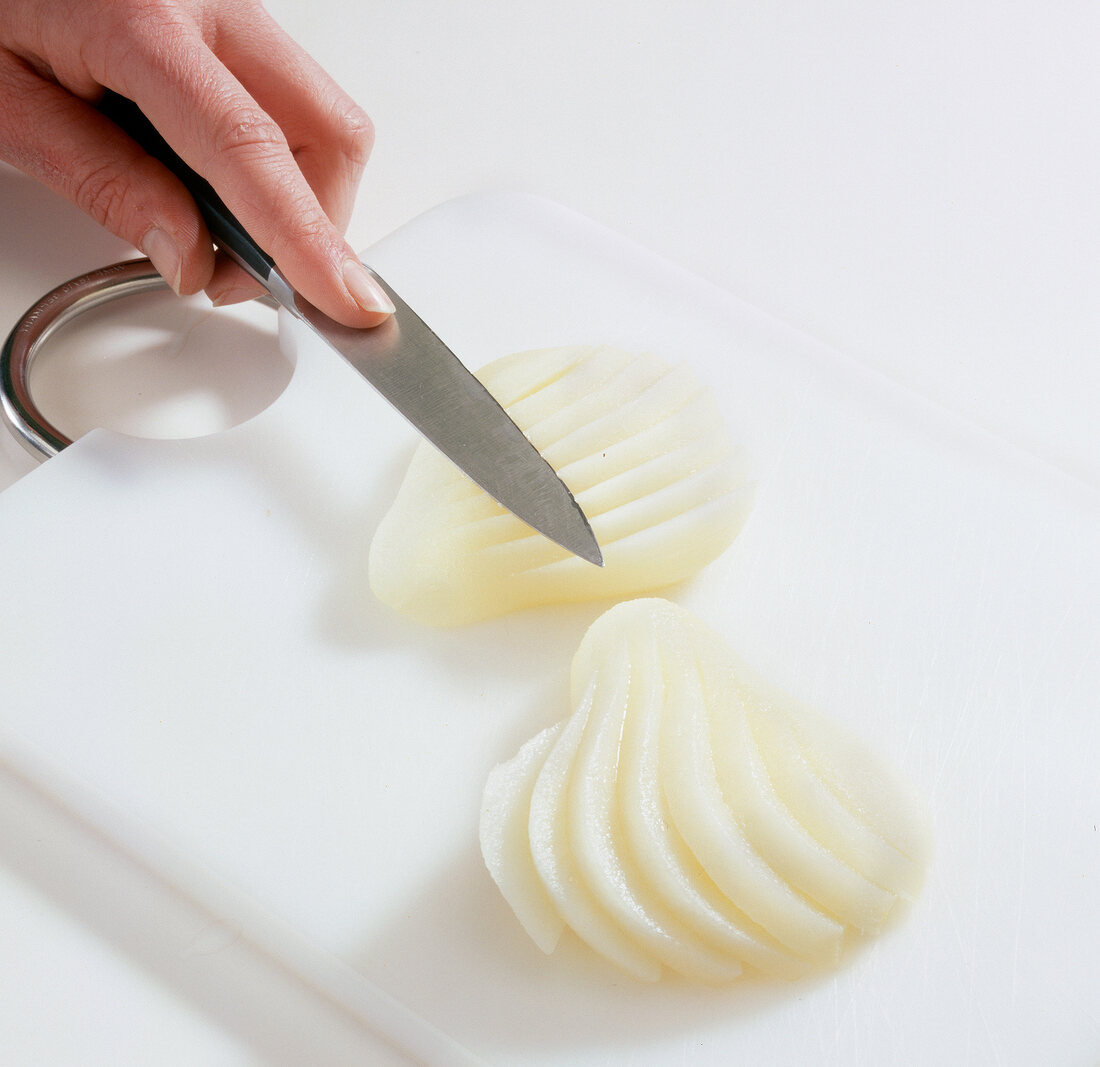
left=96, top=89, right=276, bottom=288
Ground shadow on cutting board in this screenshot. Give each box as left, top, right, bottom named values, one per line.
left=348, top=840, right=855, bottom=1061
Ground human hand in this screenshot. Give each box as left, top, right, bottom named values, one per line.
left=0, top=0, right=393, bottom=326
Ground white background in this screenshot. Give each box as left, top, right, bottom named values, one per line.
left=0, top=1, right=1097, bottom=1063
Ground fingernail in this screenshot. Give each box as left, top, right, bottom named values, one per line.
left=142, top=228, right=182, bottom=295
left=210, top=285, right=261, bottom=308
left=343, top=259, right=395, bottom=315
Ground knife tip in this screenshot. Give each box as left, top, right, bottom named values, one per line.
left=581, top=538, right=605, bottom=568
left=561, top=512, right=603, bottom=567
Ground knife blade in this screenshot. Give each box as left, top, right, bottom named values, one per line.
left=96, top=91, right=602, bottom=567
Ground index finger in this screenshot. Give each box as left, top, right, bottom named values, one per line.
left=213, top=8, right=373, bottom=235
left=104, top=23, right=391, bottom=325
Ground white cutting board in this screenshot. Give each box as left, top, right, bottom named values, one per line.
left=0, top=194, right=1097, bottom=1065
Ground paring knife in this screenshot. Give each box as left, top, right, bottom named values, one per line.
left=96, top=91, right=602, bottom=567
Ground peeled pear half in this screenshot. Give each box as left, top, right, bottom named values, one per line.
left=369, top=345, right=752, bottom=625
left=480, top=599, right=932, bottom=983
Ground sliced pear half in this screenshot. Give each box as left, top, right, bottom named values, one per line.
left=480, top=598, right=931, bottom=982
left=369, top=346, right=752, bottom=625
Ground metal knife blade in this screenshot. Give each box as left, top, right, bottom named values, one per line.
left=96, top=91, right=602, bottom=566
left=284, top=270, right=602, bottom=564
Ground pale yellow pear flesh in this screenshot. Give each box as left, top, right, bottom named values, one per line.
left=369, top=346, right=752, bottom=626
left=479, top=599, right=932, bottom=983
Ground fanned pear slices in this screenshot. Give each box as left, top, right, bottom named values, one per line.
left=480, top=599, right=932, bottom=983
left=369, top=345, right=752, bottom=625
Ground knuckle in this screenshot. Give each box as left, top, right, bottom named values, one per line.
left=271, top=193, right=333, bottom=251
left=226, top=159, right=333, bottom=263
left=204, top=103, right=288, bottom=176
left=331, top=101, right=374, bottom=166
left=265, top=193, right=343, bottom=266
left=71, top=162, right=133, bottom=231
left=96, top=0, right=192, bottom=72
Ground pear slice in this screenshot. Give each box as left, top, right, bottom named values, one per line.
left=687, top=623, right=901, bottom=932
left=369, top=346, right=752, bottom=626
left=479, top=598, right=931, bottom=982
left=614, top=620, right=808, bottom=979
left=652, top=610, right=845, bottom=964
left=747, top=702, right=929, bottom=902
left=564, top=637, right=744, bottom=983
left=480, top=723, right=565, bottom=954
left=527, top=675, right=661, bottom=982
